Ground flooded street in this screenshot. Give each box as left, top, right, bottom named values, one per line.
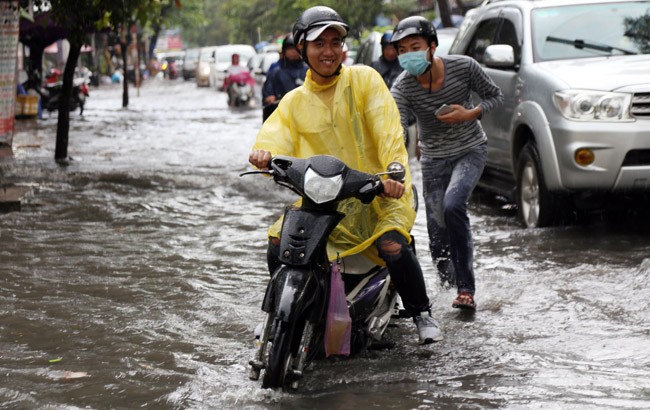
left=1, top=79, right=649, bottom=409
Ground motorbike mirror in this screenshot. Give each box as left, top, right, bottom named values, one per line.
left=386, top=162, right=405, bottom=182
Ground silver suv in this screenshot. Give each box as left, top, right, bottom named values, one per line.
left=449, top=0, right=650, bottom=227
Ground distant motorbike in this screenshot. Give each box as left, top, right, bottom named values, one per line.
left=225, top=71, right=255, bottom=107
left=161, top=58, right=178, bottom=80
left=243, top=155, right=411, bottom=392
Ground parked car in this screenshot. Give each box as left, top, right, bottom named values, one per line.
left=209, top=44, right=256, bottom=90
left=196, top=46, right=217, bottom=87
left=435, top=27, right=460, bottom=56
left=355, top=27, right=459, bottom=67
left=354, top=31, right=382, bottom=66
left=258, top=43, right=281, bottom=54
left=247, top=51, right=280, bottom=86
left=448, top=0, right=650, bottom=228
left=432, top=14, right=465, bottom=29
left=182, top=47, right=200, bottom=80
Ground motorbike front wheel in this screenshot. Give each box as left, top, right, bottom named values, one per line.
left=262, top=318, right=303, bottom=391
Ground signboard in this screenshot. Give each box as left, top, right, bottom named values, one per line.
left=154, top=29, right=183, bottom=52
left=0, top=1, right=20, bottom=146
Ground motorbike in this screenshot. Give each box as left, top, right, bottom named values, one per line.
left=161, top=58, right=179, bottom=80
left=226, top=71, right=255, bottom=107
left=243, top=155, right=411, bottom=392
left=24, top=73, right=89, bottom=116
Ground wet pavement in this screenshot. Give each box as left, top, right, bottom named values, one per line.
left=1, top=79, right=650, bottom=409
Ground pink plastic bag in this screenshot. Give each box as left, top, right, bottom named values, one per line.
left=324, top=261, right=351, bottom=357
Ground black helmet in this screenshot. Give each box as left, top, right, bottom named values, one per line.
left=390, top=16, right=438, bottom=47
left=292, top=6, right=349, bottom=45
left=281, top=33, right=296, bottom=52
left=380, top=31, right=393, bottom=49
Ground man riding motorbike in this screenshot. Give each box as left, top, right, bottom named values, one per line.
left=222, top=53, right=256, bottom=106
left=249, top=6, right=443, bottom=345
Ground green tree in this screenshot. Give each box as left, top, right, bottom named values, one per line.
left=105, top=0, right=172, bottom=108
left=178, top=0, right=389, bottom=47
left=33, top=0, right=179, bottom=161
left=33, top=0, right=104, bottom=161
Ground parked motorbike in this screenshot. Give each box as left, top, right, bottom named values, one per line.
left=225, top=71, right=255, bottom=107
left=24, top=73, right=89, bottom=116
left=243, top=155, right=410, bottom=392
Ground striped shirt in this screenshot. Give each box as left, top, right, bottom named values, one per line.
left=391, top=54, right=503, bottom=158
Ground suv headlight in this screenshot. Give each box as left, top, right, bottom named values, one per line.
left=553, top=90, right=634, bottom=122
left=304, top=168, right=343, bottom=204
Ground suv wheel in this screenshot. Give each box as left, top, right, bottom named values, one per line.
left=516, top=142, right=568, bottom=228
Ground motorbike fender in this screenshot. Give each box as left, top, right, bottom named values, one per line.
left=262, top=266, right=321, bottom=323
left=278, top=207, right=343, bottom=267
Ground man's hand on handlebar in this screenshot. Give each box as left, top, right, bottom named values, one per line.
left=249, top=149, right=272, bottom=170
left=381, top=179, right=405, bottom=199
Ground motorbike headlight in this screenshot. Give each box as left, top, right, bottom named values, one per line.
left=553, top=90, right=634, bottom=122
left=200, top=65, right=210, bottom=75
left=304, top=168, right=343, bottom=204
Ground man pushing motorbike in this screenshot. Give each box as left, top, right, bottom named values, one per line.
left=249, top=6, right=442, bottom=345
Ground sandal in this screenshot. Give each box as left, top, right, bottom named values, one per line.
left=452, top=291, right=476, bottom=310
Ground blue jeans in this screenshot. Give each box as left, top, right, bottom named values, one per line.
left=421, top=143, right=486, bottom=294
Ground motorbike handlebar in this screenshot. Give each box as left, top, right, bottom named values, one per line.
left=241, top=155, right=404, bottom=204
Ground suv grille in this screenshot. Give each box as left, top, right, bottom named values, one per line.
left=631, top=92, right=650, bottom=117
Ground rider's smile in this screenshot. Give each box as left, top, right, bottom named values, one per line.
left=304, top=29, right=343, bottom=84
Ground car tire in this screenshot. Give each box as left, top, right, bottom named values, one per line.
left=516, top=142, right=570, bottom=228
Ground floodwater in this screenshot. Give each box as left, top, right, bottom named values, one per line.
left=1, top=80, right=649, bottom=409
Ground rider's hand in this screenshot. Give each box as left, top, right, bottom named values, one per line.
left=381, top=179, right=405, bottom=199
left=249, top=149, right=272, bottom=170
left=264, top=95, right=277, bottom=105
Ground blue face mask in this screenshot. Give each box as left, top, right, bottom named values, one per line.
left=398, top=49, right=430, bottom=76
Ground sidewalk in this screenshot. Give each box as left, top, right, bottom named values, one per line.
left=1, top=132, right=30, bottom=212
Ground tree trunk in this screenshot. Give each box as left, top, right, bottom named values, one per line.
left=437, top=0, right=454, bottom=27
left=54, top=41, right=81, bottom=161
left=120, top=38, right=129, bottom=107
left=28, top=45, right=45, bottom=85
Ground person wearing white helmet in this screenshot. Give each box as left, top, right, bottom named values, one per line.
left=249, top=6, right=443, bottom=345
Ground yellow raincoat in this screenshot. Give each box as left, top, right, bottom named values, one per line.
left=253, top=65, right=416, bottom=265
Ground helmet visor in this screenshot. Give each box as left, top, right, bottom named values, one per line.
left=305, top=22, right=348, bottom=41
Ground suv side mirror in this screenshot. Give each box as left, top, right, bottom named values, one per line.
left=484, top=44, right=515, bottom=68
